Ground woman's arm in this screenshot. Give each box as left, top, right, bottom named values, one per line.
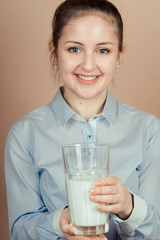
left=5, top=128, right=62, bottom=240
left=90, top=119, right=160, bottom=239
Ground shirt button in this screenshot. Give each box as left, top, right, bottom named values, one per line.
left=93, top=116, right=97, bottom=120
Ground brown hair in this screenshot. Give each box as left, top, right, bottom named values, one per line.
left=51, top=0, right=123, bottom=57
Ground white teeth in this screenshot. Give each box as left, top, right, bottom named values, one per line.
left=77, top=75, right=97, bottom=80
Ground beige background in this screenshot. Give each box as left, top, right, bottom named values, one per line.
left=0, top=0, right=160, bottom=239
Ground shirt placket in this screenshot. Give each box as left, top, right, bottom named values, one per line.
left=80, top=116, right=98, bottom=144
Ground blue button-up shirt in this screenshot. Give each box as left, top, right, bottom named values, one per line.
left=5, top=87, right=160, bottom=239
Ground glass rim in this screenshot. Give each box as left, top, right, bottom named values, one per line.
left=62, top=142, right=110, bottom=149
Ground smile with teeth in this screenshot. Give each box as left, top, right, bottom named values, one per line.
left=77, top=74, right=99, bottom=80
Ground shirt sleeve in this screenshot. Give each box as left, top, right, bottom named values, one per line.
left=112, top=117, right=160, bottom=239
left=111, top=193, right=147, bottom=233
left=4, top=127, right=64, bottom=240
left=53, top=207, right=67, bottom=238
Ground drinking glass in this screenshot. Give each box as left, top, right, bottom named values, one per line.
left=62, top=143, right=110, bottom=235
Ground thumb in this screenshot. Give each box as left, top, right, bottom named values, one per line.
left=60, top=207, right=76, bottom=235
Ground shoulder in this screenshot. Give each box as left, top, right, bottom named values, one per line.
left=118, top=101, right=160, bottom=139
left=12, top=103, right=52, bottom=128
left=5, top=102, right=57, bottom=156
left=118, top=102, right=159, bottom=123
left=8, top=101, right=58, bottom=141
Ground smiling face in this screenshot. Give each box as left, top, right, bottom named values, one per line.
left=56, top=13, right=122, bottom=104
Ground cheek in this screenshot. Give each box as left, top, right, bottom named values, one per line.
left=58, top=55, right=79, bottom=74
left=99, top=56, right=118, bottom=73
left=100, top=62, right=116, bottom=74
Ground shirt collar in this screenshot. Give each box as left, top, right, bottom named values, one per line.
left=50, top=87, right=118, bottom=126
left=101, top=90, right=118, bottom=124
left=50, top=87, right=76, bottom=126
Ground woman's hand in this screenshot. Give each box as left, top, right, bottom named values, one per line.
left=60, top=207, right=108, bottom=240
left=90, top=176, right=133, bottom=220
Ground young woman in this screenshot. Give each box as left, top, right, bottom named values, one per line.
left=5, top=0, right=160, bottom=239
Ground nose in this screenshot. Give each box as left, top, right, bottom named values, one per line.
left=81, top=52, right=96, bottom=72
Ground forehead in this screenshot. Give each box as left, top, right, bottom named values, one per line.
left=59, top=13, right=118, bottom=44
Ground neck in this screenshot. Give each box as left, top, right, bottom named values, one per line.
left=63, top=90, right=107, bottom=121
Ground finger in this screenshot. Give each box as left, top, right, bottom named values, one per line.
left=84, top=235, right=107, bottom=240
left=95, top=176, right=120, bottom=187
left=96, top=203, right=120, bottom=214
left=99, top=235, right=108, bottom=240
left=90, top=185, right=117, bottom=195
left=90, top=194, right=119, bottom=204
left=62, top=224, right=76, bottom=235
left=91, top=235, right=108, bottom=240
left=60, top=208, right=76, bottom=235
left=64, top=233, right=87, bottom=240
left=64, top=234, right=107, bottom=240
left=94, top=234, right=108, bottom=239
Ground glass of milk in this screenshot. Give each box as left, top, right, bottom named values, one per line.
left=62, top=143, right=110, bottom=235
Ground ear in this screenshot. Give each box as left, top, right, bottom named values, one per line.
left=116, top=45, right=125, bottom=66
left=48, top=40, right=54, bottom=52
left=121, top=45, right=125, bottom=55
left=48, top=40, right=57, bottom=65
left=119, top=45, right=125, bottom=59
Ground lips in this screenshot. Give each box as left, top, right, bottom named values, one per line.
left=77, top=74, right=98, bottom=80
left=75, top=74, right=100, bottom=84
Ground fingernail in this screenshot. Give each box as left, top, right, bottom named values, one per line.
left=97, top=205, right=101, bottom=210
left=71, top=226, right=76, bottom=234
left=95, top=180, right=100, bottom=186
left=90, top=188, right=95, bottom=193
left=90, top=195, right=95, bottom=200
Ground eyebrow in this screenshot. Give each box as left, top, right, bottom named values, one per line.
left=97, top=42, right=113, bottom=46
left=65, top=41, right=83, bottom=45
left=65, top=41, right=113, bottom=46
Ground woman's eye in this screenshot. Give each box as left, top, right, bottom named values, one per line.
left=98, top=48, right=109, bottom=54
left=68, top=47, right=80, bottom=53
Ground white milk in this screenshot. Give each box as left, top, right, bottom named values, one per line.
left=65, top=170, right=108, bottom=227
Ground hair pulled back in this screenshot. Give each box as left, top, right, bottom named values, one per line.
left=51, top=0, right=123, bottom=56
